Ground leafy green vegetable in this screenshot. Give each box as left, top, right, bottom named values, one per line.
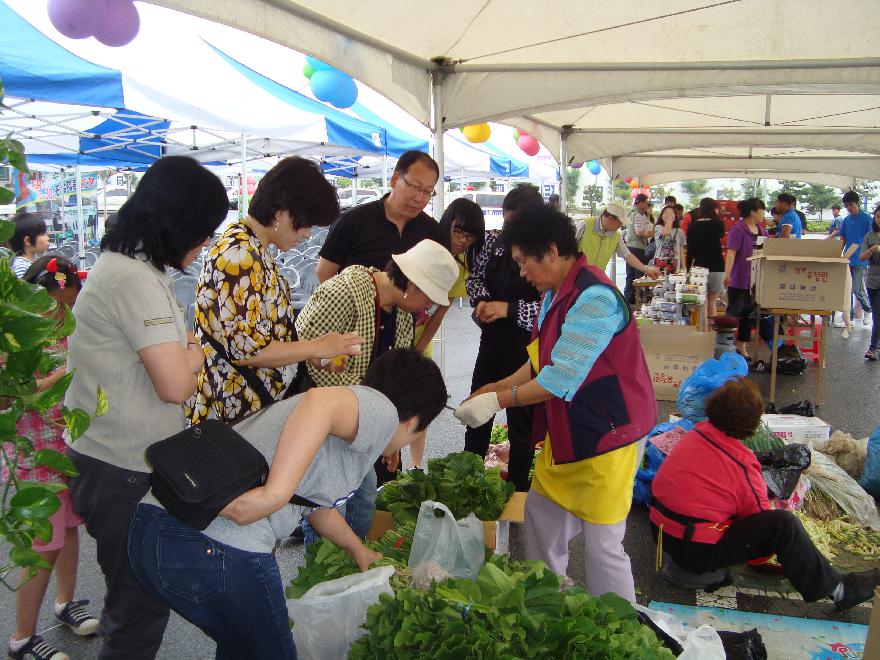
left=742, top=422, right=785, bottom=453
left=376, top=452, right=515, bottom=524
left=285, top=522, right=416, bottom=600
left=490, top=423, right=508, bottom=445
left=348, top=554, right=675, bottom=659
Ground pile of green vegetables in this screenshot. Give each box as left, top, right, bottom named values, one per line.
left=348, top=555, right=675, bottom=659
left=376, top=452, right=515, bottom=523
left=490, top=422, right=509, bottom=444
left=742, top=422, right=785, bottom=453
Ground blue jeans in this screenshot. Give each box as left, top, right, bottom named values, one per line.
left=302, top=467, right=377, bottom=545
left=851, top=266, right=872, bottom=319
left=127, top=505, right=296, bottom=660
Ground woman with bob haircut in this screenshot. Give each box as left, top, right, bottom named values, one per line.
left=294, top=239, right=459, bottom=540
left=128, top=349, right=447, bottom=659
left=63, top=156, right=228, bottom=658
left=187, top=156, right=363, bottom=425
left=455, top=203, right=656, bottom=601
left=9, top=212, right=49, bottom=278
left=650, top=378, right=880, bottom=610
left=413, top=197, right=486, bottom=354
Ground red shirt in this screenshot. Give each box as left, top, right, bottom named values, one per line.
left=649, top=420, right=770, bottom=544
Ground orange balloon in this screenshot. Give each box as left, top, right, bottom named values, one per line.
left=630, top=181, right=639, bottom=189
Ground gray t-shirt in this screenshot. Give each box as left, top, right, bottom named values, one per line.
left=142, top=385, right=398, bottom=553
left=65, top=251, right=187, bottom=471
left=862, top=232, right=880, bottom=289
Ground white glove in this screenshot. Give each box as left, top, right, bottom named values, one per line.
left=454, top=392, right=502, bottom=428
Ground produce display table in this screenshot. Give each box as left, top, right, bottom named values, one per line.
left=751, top=307, right=831, bottom=407
left=632, top=278, right=661, bottom=306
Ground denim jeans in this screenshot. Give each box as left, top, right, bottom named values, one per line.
left=128, top=504, right=297, bottom=660
left=851, top=266, right=872, bottom=319
left=302, top=467, right=377, bottom=545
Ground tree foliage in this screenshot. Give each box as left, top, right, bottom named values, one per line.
left=803, top=184, right=840, bottom=219
left=581, top=184, right=603, bottom=217
left=564, top=168, right=580, bottom=212
left=679, top=179, right=709, bottom=206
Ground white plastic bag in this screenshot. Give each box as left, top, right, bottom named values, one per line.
left=287, top=565, right=394, bottom=660
left=408, top=500, right=485, bottom=587
left=634, top=604, right=725, bottom=659
left=806, top=450, right=880, bottom=530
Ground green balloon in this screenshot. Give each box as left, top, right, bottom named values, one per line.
left=513, top=128, right=520, bottom=140
left=303, top=62, right=315, bottom=79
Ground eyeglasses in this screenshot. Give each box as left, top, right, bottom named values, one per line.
left=400, top=173, right=437, bottom=198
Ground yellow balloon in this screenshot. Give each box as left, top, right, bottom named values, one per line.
left=462, top=123, right=491, bottom=143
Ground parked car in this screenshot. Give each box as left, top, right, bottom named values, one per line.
left=96, top=188, right=129, bottom=215
left=226, top=185, right=239, bottom=210
left=448, top=190, right=506, bottom=230
left=337, top=188, right=382, bottom=209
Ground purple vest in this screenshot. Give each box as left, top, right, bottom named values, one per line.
left=531, top=255, right=657, bottom=464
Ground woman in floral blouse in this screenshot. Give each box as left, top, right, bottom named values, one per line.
left=186, top=158, right=362, bottom=424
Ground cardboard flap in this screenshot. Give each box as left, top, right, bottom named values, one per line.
left=761, top=255, right=849, bottom=263
left=638, top=323, right=714, bottom=348
left=761, top=237, right=843, bottom=258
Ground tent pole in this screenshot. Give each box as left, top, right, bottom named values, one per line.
left=352, top=165, right=359, bottom=203
left=431, top=67, right=446, bottom=375
left=609, top=158, right=617, bottom=285
left=382, top=155, right=388, bottom=193
left=75, top=164, right=85, bottom=271
left=240, top=133, right=249, bottom=217
left=559, top=128, right=569, bottom=209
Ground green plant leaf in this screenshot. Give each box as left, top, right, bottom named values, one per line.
left=33, top=449, right=78, bottom=477
left=4, top=346, right=43, bottom=383
left=0, top=188, right=12, bottom=206
left=95, top=386, right=108, bottom=417
left=10, top=486, right=61, bottom=520
left=15, top=481, right=67, bottom=494
left=61, top=407, right=90, bottom=441
left=29, top=517, right=53, bottom=543
left=24, top=371, right=73, bottom=413
left=10, top=547, right=51, bottom=571
left=12, top=280, right=55, bottom=315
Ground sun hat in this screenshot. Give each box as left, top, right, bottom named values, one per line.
left=391, top=239, right=459, bottom=306
left=603, top=203, right=629, bottom=226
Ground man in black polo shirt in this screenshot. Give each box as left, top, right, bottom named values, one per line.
left=316, top=150, right=444, bottom=282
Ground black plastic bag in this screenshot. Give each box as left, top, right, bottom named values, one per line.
left=718, top=628, right=768, bottom=660
left=756, top=443, right=811, bottom=499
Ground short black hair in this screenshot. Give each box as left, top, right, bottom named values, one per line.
left=842, top=190, right=860, bottom=206
left=22, top=254, right=81, bottom=292
left=634, top=193, right=649, bottom=205
left=385, top=259, right=410, bottom=292
left=664, top=195, right=677, bottom=204
left=502, top=184, right=542, bottom=213
left=100, top=156, right=227, bottom=272
left=394, top=150, right=440, bottom=180
left=502, top=202, right=578, bottom=259
left=738, top=197, right=766, bottom=219
left=248, top=157, right=339, bottom=229
left=438, top=197, right=485, bottom=270
left=776, top=193, right=796, bottom=205
left=831, top=204, right=841, bottom=210
left=9, top=213, right=47, bottom=254
left=362, top=348, right=447, bottom=432
left=698, top=197, right=720, bottom=221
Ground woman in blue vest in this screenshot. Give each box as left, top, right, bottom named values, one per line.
left=455, top=203, right=656, bottom=601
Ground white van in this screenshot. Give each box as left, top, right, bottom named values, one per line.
left=448, top=191, right=506, bottom=230
left=337, top=188, right=382, bottom=210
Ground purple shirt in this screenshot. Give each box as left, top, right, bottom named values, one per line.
left=727, top=221, right=768, bottom=289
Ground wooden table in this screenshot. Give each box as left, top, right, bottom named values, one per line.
left=632, top=278, right=662, bottom=306
left=751, top=307, right=830, bottom=407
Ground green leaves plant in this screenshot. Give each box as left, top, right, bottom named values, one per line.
left=61, top=407, right=90, bottom=441
left=33, top=449, right=78, bottom=477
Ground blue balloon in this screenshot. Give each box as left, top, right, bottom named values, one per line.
left=305, top=56, right=335, bottom=72
left=310, top=70, right=358, bottom=109
left=588, top=160, right=602, bottom=175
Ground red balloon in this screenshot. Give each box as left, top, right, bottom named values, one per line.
left=95, top=0, right=140, bottom=47
left=517, top=134, right=540, bottom=157
left=48, top=0, right=104, bottom=39
left=624, top=177, right=633, bottom=184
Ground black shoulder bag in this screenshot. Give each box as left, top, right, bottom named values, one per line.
left=146, top=419, right=319, bottom=531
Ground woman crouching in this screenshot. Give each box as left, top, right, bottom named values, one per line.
left=127, top=349, right=447, bottom=659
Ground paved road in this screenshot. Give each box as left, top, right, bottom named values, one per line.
left=2, top=299, right=877, bottom=658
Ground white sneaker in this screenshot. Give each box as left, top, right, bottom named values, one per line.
left=833, top=318, right=846, bottom=328
left=865, top=316, right=872, bottom=326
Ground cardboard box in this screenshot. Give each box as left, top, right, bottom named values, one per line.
left=366, top=492, right=527, bottom=553
left=638, top=324, right=715, bottom=401
left=749, top=238, right=849, bottom=311
left=762, top=413, right=831, bottom=448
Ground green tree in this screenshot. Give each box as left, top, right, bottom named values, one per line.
left=649, top=184, right=670, bottom=203
left=776, top=180, right=808, bottom=205
left=803, top=184, right=839, bottom=219
left=564, top=168, right=581, bottom=212
left=335, top=176, right=352, bottom=189
left=611, top=179, right=632, bottom=204
left=739, top=179, right=764, bottom=200
left=853, top=181, right=879, bottom=207
left=581, top=184, right=603, bottom=217
left=680, top=179, right=709, bottom=206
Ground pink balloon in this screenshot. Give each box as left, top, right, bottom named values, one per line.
left=95, top=0, right=140, bottom=47
left=630, top=188, right=640, bottom=200
left=48, top=0, right=103, bottom=39
left=641, top=187, right=651, bottom=196
left=517, top=134, right=540, bottom=157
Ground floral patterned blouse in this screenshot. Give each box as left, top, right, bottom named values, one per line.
left=185, top=221, right=296, bottom=424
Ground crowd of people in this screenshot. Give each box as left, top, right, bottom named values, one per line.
left=4, top=153, right=880, bottom=658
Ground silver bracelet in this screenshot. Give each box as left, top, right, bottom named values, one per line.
left=510, top=385, right=519, bottom=406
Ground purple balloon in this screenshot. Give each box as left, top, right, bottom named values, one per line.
left=95, top=0, right=140, bottom=47
left=570, top=161, right=584, bottom=169
left=48, top=0, right=103, bottom=39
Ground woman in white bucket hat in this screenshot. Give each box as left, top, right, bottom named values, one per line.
left=294, top=239, right=457, bottom=541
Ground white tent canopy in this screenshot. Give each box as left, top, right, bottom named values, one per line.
left=151, top=0, right=880, bottom=188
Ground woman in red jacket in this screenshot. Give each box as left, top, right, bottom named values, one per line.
left=650, top=378, right=878, bottom=610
